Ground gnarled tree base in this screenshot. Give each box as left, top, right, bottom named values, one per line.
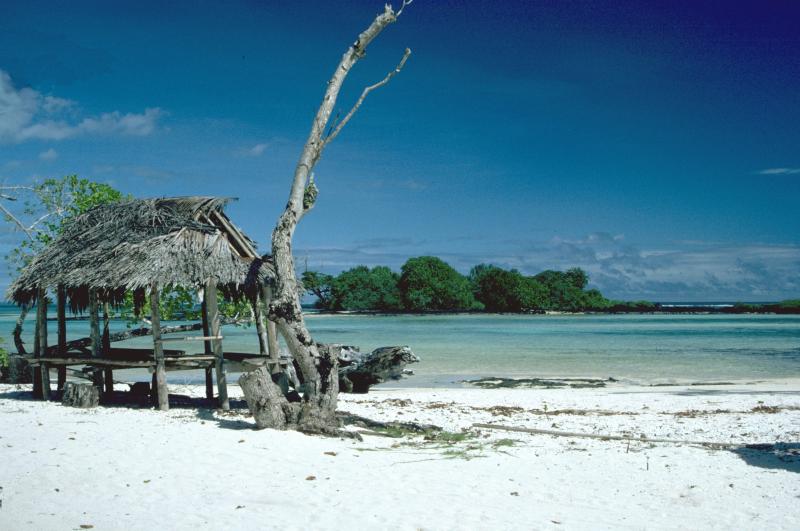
left=239, top=367, right=360, bottom=439
left=239, top=367, right=297, bottom=429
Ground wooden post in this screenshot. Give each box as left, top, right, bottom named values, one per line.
left=56, top=285, right=67, bottom=390
left=89, top=288, right=104, bottom=393
left=150, top=283, right=169, bottom=411
left=37, top=288, right=50, bottom=400
left=201, top=297, right=214, bottom=400
left=204, top=281, right=229, bottom=410
left=32, top=299, right=42, bottom=398
left=263, top=284, right=280, bottom=374
left=150, top=372, right=159, bottom=405
left=102, top=302, right=114, bottom=399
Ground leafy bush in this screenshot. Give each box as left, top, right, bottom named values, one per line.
left=399, top=256, right=477, bottom=311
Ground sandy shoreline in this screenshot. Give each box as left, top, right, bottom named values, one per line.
left=1, top=380, right=798, bottom=530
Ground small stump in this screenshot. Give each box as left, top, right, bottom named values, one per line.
left=62, top=382, right=100, bottom=408
left=6, top=356, right=33, bottom=384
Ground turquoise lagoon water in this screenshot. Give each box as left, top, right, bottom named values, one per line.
left=3, top=303, right=799, bottom=387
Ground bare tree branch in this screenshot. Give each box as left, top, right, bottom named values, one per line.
left=322, top=47, right=411, bottom=148
left=0, top=185, right=35, bottom=194
left=27, top=211, right=55, bottom=232
left=396, top=0, right=414, bottom=18
left=0, top=200, right=36, bottom=239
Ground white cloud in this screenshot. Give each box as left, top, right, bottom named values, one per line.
left=245, top=142, right=269, bottom=157
left=757, top=167, right=800, bottom=175
left=0, top=69, right=162, bottom=143
left=38, top=148, right=58, bottom=160
left=365, top=178, right=429, bottom=191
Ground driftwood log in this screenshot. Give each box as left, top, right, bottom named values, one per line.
left=276, top=344, right=419, bottom=394
left=62, top=382, right=100, bottom=408
left=338, top=345, right=419, bottom=393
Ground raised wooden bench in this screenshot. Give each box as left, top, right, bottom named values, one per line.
left=107, top=347, right=186, bottom=362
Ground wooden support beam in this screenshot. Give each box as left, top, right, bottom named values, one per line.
left=104, top=368, right=114, bottom=398
left=201, top=298, right=214, bottom=400
left=150, top=283, right=169, bottom=411
left=29, top=356, right=215, bottom=367
left=103, top=302, right=113, bottom=399
left=204, top=281, right=229, bottom=410
left=89, top=288, right=104, bottom=393
left=209, top=210, right=258, bottom=258
left=263, top=284, right=280, bottom=368
left=32, top=297, right=42, bottom=398
left=151, top=372, right=159, bottom=405
left=204, top=366, right=214, bottom=400
left=37, top=288, right=50, bottom=400
left=56, top=285, right=67, bottom=390
left=155, top=335, right=223, bottom=342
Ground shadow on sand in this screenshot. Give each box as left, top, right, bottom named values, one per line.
left=0, top=388, right=38, bottom=401
left=732, top=443, right=800, bottom=474
left=194, top=402, right=254, bottom=430
left=1, top=386, right=257, bottom=430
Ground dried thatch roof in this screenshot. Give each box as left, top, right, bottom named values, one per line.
left=8, top=196, right=274, bottom=309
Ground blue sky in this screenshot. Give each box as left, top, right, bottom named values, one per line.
left=1, top=0, right=799, bottom=301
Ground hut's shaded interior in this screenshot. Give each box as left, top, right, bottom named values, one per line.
left=7, top=196, right=281, bottom=410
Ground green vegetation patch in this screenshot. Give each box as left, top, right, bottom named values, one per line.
left=357, top=423, right=519, bottom=461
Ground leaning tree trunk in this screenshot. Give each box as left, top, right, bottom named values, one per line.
left=244, top=2, right=412, bottom=433
left=13, top=303, right=30, bottom=355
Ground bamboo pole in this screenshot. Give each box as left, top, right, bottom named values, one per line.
left=37, top=288, right=50, bottom=400
left=56, top=285, right=67, bottom=390
left=201, top=298, right=214, bottom=400
left=204, top=281, right=229, bottom=410
left=150, top=283, right=169, bottom=411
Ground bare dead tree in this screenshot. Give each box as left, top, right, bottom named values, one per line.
left=240, top=1, right=413, bottom=434
left=1, top=184, right=43, bottom=355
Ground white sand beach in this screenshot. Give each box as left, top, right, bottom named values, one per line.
left=1, top=380, right=798, bottom=530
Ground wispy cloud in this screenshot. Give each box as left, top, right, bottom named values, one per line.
left=365, top=178, right=429, bottom=191
left=757, top=167, right=800, bottom=176
left=38, top=147, right=57, bottom=160
left=236, top=142, right=269, bottom=157
left=0, top=69, right=162, bottom=143
left=91, top=164, right=179, bottom=183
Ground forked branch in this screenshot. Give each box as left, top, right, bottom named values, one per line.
left=323, top=47, right=412, bottom=148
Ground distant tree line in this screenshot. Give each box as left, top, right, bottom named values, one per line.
left=302, top=257, right=615, bottom=312
left=725, top=300, right=800, bottom=314
left=301, top=258, right=800, bottom=314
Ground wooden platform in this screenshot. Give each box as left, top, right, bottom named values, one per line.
left=22, top=349, right=287, bottom=372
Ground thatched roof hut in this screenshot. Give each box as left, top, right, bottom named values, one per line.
left=12, top=196, right=281, bottom=411
left=8, top=196, right=274, bottom=310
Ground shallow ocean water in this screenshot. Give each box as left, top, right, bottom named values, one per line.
left=3, top=303, right=799, bottom=387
